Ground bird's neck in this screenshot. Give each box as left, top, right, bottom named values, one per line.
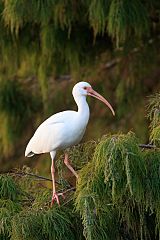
left=75, top=95, right=90, bottom=122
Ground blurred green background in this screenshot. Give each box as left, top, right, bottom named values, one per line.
left=0, top=1, right=159, bottom=174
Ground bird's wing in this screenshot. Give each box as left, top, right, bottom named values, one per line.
left=41, top=110, right=75, bottom=126
left=25, top=121, right=64, bottom=156
left=25, top=110, right=77, bottom=156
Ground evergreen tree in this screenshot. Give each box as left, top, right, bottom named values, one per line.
left=0, top=0, right=159, bottom=162
left=0, top=93, right=160, bottom=239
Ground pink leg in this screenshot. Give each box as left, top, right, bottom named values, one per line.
left=64, top=153, right=78, bottom=179
left=50, top=151, right=63, bottom=206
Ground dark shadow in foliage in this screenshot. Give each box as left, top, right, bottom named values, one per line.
left=0, top=79, right=41, bottom=156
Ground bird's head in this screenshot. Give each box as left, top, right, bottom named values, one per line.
left=72, top=81, right=115, bottom=116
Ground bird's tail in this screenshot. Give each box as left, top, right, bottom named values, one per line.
left=25, top=151, right=35, bottom=157
left=25, top=140, right=35, bottom=157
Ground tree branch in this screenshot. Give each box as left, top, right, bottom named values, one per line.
left=139, top=144, right=157, bottom=149
left=58, top=187, right=76, bottom=194
left=7, top=170, right=62, bottom=185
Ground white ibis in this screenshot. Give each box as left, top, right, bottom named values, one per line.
left=25, top=82, right=115, bottom=205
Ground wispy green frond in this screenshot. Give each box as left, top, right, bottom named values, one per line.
left=143, top=151, right=160, bottom=207
left=0, top=175, right=21, bottom=201
left=75, top=132, right=152, bottom=239
left=11, top=205, right=79, bottom=240
left=94, top=132, right=145, bottom=201
left=3, top=0, right=54, bottom=33
left=88, top=0, right=111, bottom=37
left=108, top=0, right=149, bottom=46
left=40, top=206, right=76, bottom=240
left=11, top=209, right=42, bottom=240
left=147, top=93, right=160, bottom=145
left=0, top=199, right=21, bottom=239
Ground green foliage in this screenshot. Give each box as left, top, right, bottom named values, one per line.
left=2, top=0, right=156, bottom=43
left=0, top=79, right=41, bottom=156
left=143, top=151, right=160, bottom=207
left=108, top=0, right=149, bottom=46
left=40, top=206, right=76, bottom=240
left=0, top=172, right=83, bottom=240
left=148, top=93, right=160, bottom=146
left=0, top=2, right=160, bottom=238
left=57, top=140, right=96, bottom=181
left=75, top=132, right=160, bottom=239
left=3, top=0, right=54, bottom=33
left=87, top=0, right=110, bottom=37
left=0, top=199, right=21, bottom=239
left=0, top=80, right=35, bottom=119
left=95, top=132, right=145, bottom=200
left=0, top=175, right=21, bottom=201
left=10, top=205, right=82, bottom=240
left=11, top=209, right=42, bottom=240
left=0, top=175, right=22, bottom=239
left=0, top=1, right=159, bottom=144
left=1, top=117, right=160, bottom=239
left=0, top=0, right=159, bottom=85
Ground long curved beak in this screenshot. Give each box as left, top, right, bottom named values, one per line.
left=87, top=87, right=115, bottom=116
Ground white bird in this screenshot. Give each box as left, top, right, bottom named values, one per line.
left=25, top=81, right=115, bottom=205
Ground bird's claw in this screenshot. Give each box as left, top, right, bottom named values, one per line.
left=51, top=192, right=65, bottom=207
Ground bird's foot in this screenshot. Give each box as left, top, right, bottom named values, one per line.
left=51, top=192, right=65, bottom=207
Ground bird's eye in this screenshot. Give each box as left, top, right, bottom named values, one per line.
left=83, top=87, right=87, bottom=90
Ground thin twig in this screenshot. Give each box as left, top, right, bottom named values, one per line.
left=139, top=144, right=157, bottom=149
left=6, top=170, right=75, bottom=188
left=7, top=171, right=62, bottom=185
left=57, top=186, right=76, bottom=194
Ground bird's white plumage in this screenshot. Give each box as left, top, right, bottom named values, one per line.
left=25, top=82, right=91, bottom=157
left=25, top=81, right=115, bottom=205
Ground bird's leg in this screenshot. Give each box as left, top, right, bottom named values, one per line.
left=50, top=151, right=63, bottom=206
left=64, top=153, right=78, bottom=178
left=51, top=158, right=60, bottom=206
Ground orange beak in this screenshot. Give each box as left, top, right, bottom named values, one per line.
left=87, top=87, right=115, bottom=116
